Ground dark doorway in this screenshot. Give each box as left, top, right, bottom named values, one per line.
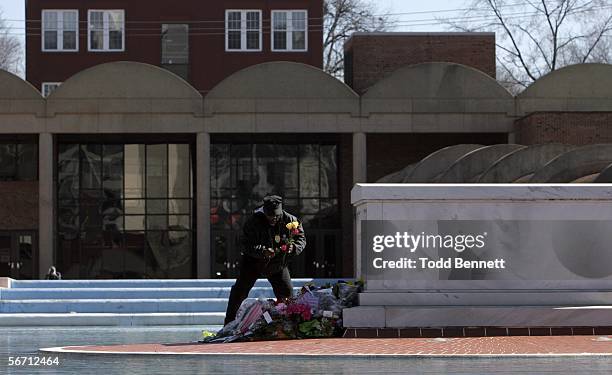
left=0, top=231, right=37, bottom=279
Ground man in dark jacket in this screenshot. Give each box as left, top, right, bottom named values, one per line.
left=224, top=195, right=306, bottom=325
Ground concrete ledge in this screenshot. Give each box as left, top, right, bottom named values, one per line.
left=359, top=291, right=612, bottom=306
left=343, top=306, right=612, bottom=328
left=0, top=277, right=11, bottom=289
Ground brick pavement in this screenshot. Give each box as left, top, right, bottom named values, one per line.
left=44, top=336, right=612, bottom=357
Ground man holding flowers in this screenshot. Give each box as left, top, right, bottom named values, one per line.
left=224, top=195, right=306, bottom=325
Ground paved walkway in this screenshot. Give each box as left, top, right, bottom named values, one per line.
left=42, top=336, right=612, bottom=357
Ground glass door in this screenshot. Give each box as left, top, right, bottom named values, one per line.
left=0, top=232, right=36, bottom=279
left=0, top=234, right=11, bottom=277
left=15, top=233, right=36, bottom=279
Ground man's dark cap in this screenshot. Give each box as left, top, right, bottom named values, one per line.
left=263, top=195, right=283, bottom=216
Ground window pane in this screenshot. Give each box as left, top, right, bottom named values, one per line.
left=274, top=32, right=286, bottom=50
left=124, top=144, right=145, bottom=198
left=246, top=12, right=259, bottom=30
left=147, top=199, right=167, bottom=215
left=273, top=12, right=287, bottom=30
left=43, top=11, right=58, bottom=50
left=89, top=12, right=104, bottom=50
left=90, top=31, right=103, bottom=50
left=16, top=143, right=38, bottom=181
left=227, top=31, right=241, bottom=50
left=169, top=199, right=191, bottom=214
left=162, top=24, right=189, bottom=64
left=80, top=144, right=102, bottom=189
left=109, top=30, right=123, bottom=50
left=246, top=31, right=259, bottom=50
left=124, top=199, right=145, bottom=215
left=108, top=11, right=123, bottom=31
left=125, top=215, right=145, bottom=231
left=44, top=31, right=58, bottom=50
left=168, top=144, right=191, bottom=198
left=103, top=145, right=123, bottom=197
left=321, top=145, right=338, bottom=198
left=58, top=144, right=80, bottom=202
left=299, top=144, right=320, bottom=197
left=146, top=144, right=168, bottom=198
left=292, top=31, right=306, bottom=50
left=292, top=12, right=306, bottom=30
left=227, top=12, right=241, bottom=30
left=0, top=144, right=16, bottom=180
left=63, top=31, right=77, bottom=50
left=169, top=215, right=191, bottom=230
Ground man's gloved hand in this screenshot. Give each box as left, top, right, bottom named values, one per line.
left=255, top=245, right=276, bottom=259
left=263, top=247, right=275, bottom=259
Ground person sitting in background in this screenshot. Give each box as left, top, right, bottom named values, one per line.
left=45, top=266, right=62, bottom=280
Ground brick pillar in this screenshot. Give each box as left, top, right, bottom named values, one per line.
left=38, top=133, right=54, bottom=279
left=196, top=132, right=211, bottom=278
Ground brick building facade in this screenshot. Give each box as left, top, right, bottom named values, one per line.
left=344, top=32, right=496, bottom=93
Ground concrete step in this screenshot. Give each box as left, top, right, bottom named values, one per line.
left=9, top=279, right=341, bottom=289
left=0, top=298, right=237, bottom=313
left=343, top=306, right=612, bottom=328
left=0, top=312, right=226, bottom=326
left=359, top=291, right=612, bottom=306
left=0, top=287, right=301, bottom=300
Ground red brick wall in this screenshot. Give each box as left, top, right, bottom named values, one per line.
left=517, top=112, right=612, bottom=146
left=367, top=133, right=509, bottom=182
left=344, top=33, right=496, bottom=94
left=26, top=0, right=324, bottom=94
left=0, top=182, right=39, bottom=230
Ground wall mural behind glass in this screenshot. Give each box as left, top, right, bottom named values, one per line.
left=211, top=143, right=341, bottom=278
left=57, top=143, right=193, bottom=279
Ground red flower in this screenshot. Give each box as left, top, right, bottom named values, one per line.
left=292, top=229, right=300, bottom=235
left=281, top=244, right=288, bottom=252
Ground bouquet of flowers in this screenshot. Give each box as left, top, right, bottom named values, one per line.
left=201, top=280, right=364, bottom=344
left=272, top=221, right=301, bottom=255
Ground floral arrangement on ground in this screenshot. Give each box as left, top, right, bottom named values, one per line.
left=201, top=280, right=363, bottom=343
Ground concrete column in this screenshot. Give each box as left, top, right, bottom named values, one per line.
left=38, top=133, right=54, bottom=279
left=353, top=132, right=367, bottom=184
left=196, top=132, right=211, bottom=278
left=352, top=132, right=367, bottom=279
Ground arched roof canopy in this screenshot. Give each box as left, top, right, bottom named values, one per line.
left=518, top=63, right=612, bottom=113
left=0, top=69, right=42, bottom=100
left=47, top=61, right=202, bottom=115
left=0, top=69, right=44, bottom=117
left=362, top=62, right=514, bottom=115
left=205, top=62, right=359, bottom=116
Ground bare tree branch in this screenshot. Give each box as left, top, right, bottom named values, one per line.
left=0, top=10, right=22, bottom=75
left=443, top=0, right=612, bottom=92
left=323, top=0, right=394, bottom=78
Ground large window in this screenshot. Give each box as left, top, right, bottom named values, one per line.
left=272, top=10, right=308, bottom=51
left=57, top=143, right=193, bottom=279
left=0, top=142, right=38, bottom=181
left=225, top=10, right=261, bottom=51
left=42, top=10, right=78, bottom=51
left=211, top=142, right=340, bottom=278
left=88, top=10, right=125, bottom=51
left=161, top=24, right=189, bottom=80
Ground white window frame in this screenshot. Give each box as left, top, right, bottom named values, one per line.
left=225, top=10, right=262, bottom=52
left=88, top=9, right=125, bottom=52
left=41, top=10, right=79, bottom=52
left=271, top=10, right=308, bottom=52
left=41, top=82, right=62, bottom=97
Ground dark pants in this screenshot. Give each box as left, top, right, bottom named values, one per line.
left=224, top=256, right=293, bottom=325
